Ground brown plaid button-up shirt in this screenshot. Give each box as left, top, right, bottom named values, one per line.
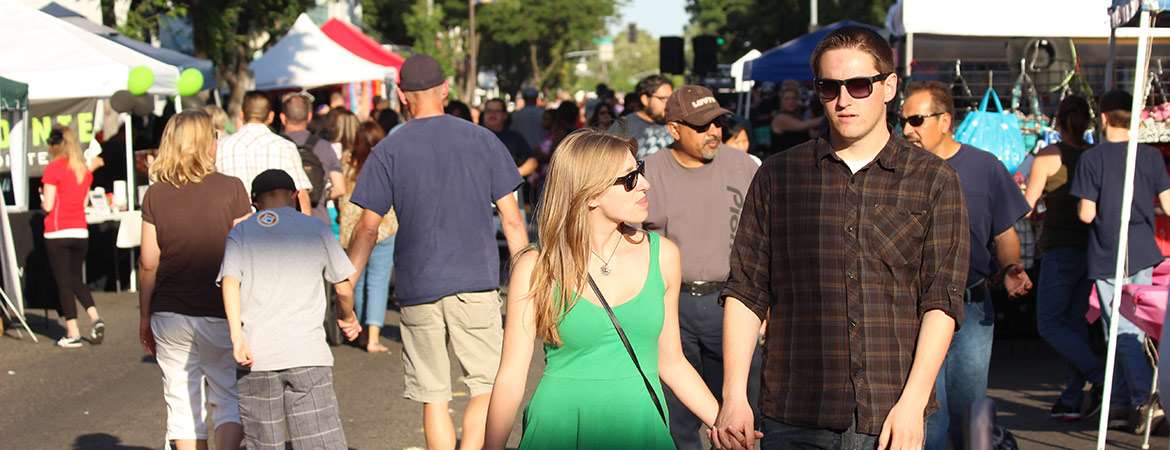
left=721, top=133, right=970, bottom=435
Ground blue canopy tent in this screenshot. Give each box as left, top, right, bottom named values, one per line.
left=745, top=20, right=883, bottom=82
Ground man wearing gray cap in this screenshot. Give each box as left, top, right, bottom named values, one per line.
left=643, top=85, right=762, bottom=450
left=346, top=54, right=530, bottom=450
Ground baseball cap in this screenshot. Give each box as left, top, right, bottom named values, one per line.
left=399, top=54, right=445, bottom=92
left=665, top=85, right=731, bottom=127
left=251, top=169, right=297, bottom=200
left=1100, top=90, right=1134, bottom=113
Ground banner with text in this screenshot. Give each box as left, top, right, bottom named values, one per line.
left=0, top=98, right=99, bottom=177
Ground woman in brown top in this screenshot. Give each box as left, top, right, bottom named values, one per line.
left=339, top=121, right=398, bottom=353
left=1023, top=95, right=1103, bottom=419
left=138, top=111, right=251, bottom=450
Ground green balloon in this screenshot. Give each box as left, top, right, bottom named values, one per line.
left=127, top=65, right=154, bottom=95
left=177, top=68, right=204, bottom=97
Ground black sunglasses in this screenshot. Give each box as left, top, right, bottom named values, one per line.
left=902, top=112, right=945, bottom=127
left=614, top=160, right=645, bottom=192
left=814, top=72, right=893, bottom=101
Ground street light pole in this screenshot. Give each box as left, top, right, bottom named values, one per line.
left=809, top=0, right=819, bottom=32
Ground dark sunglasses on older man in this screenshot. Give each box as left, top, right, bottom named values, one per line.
left=814, top=72, right=893, bottom=101
left=902, top=112, right=946, bottom=127
left=614, top=160, right=645, bottom=192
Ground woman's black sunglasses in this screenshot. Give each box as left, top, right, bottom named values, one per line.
left=813, top=72, right=893, bottom=101
left=614, top=160, right=645, bottom=192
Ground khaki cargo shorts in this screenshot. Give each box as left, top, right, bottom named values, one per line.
left=400, top=290, right=503, bottom=403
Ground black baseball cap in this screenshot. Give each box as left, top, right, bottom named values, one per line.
left=251, top=169, right=296, bottom=200
left=1100, top=90, right=1134, bottom=113
left=399, top=54, right=445, bottom=92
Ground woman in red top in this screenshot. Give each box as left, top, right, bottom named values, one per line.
left=41, top=125, right=104, bottom=348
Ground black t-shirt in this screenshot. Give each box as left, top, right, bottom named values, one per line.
left=494, top=129, right=534, bottom=167
left=1070, top=141, right=1170, bottom=279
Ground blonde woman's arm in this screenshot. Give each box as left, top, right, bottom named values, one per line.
left=656, top=237, right=720, bottom=427
left=484, top=250, right=540, bottom=450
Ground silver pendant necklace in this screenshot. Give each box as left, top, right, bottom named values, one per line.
left=589, top=231, right=621, bottom=276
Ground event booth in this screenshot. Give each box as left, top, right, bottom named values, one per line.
left=744, top=20, right=881, bottom=83
left=251, top=14, right=391, bottom=91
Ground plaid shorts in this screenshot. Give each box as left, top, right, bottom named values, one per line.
left=237, top=366, right=347, bottom=450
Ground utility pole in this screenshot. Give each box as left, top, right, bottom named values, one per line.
left=465, top=0, right=479, bottom=103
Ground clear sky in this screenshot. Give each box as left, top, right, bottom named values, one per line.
left=619, top=0, right=688, bottom=37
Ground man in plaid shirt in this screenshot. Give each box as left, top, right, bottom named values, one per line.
left=216, top=92, right=313, bottom=214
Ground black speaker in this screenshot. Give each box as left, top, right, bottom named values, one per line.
left=693, top=35, right=719, bottom=76
left=660, top=36, right=685, bottom=75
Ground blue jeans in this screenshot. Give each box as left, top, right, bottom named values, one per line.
left=1036, top=247, right=1102, bottom=407
left=760, top=416, right=877, bottom=450
left=925, top=289, right=994, bottom=450
left=1096, top=267, right=1155, bottom=408
left=355, top=236, right=395, bottom=327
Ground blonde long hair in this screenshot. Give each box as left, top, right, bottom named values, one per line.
left=529, top=129, right=636, bottom=346
left=48, top=126, right=86, bottom=183
left=150, top=111, right=217, bottom=187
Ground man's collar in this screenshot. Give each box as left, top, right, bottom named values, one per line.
left=815, top=129, right=904, bottom=172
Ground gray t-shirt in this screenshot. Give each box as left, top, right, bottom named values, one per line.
left=286, top=130, right=343, bottom=225
left=511, top=105, right=546, bottom=150
left=218, top=206, right=355, bottom=371
left=643, top=145, right=758, bottom=282
left=609, top=113, right=674, bottom=160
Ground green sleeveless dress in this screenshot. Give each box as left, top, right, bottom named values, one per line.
left=520, top=232, right=675, bottom=450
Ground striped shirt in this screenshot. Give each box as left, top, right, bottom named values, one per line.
left=215, top=123, right=312, bottom=195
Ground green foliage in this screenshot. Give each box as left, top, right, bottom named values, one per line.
left=118, top=0, right=185, bottom=42
left=569, top=26, right=659, bottom=94
left=686, top=0, right=896, bottom=64
left=190, top=0, right=314, bottom=70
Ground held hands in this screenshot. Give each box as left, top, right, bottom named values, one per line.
left=337, top=309, right=362, bottom=342
left=711, top=396, right=764, bottom=450
left=877, top=398, right=926, bottom=450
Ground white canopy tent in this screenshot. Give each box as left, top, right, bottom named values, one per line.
left=40, top=2, right=215, bottom=87
left=0, top=2, right=179, bottom=100
left=887, top=0, right=1170, bottom=76
left=250, top=14, right=391, bottom=91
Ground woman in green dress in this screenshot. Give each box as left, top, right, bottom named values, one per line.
left=484, top=130, right=722, bottom=450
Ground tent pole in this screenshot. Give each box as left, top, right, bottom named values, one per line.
left=10, top=108, right=27, bottom=212
left=1096, top=10, right=1151, bottom=450
left=1106, top=25, right=1118, bottom=91
left=122, top=113, right=135, bottom=212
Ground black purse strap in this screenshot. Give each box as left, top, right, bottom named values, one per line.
left=586, top=274, right=668, bottom=426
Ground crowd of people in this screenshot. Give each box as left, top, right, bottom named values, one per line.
left=33, top=23, right=1170, bottom=450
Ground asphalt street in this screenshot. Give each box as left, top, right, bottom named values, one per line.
left=1, top=292, right=1167, bottom=449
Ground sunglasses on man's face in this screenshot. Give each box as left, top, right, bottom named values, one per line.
left=613, top=160, right=645, bottom=192
left=901, top=112, right=945, bottom=128
left=813, top=73, right=893, bottom=101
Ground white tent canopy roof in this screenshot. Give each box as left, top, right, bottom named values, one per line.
left=887, top=0, right=1170, bottom=38
left=0, top=2, right=179, bottom=101
left=250, top=14, right=390, bottom=91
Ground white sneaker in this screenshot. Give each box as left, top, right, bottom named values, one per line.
left=56, top=336, right=83, bottom=348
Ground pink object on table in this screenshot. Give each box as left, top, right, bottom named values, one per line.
left=1120, top=285, right=1168, bottom=338
left=1087, top=259, right=1170, bottom=324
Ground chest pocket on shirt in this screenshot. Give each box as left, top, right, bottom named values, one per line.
left=868, top=205, right=927, bottom=268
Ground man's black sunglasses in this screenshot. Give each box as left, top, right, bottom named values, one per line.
left=814, top=73, right=893, bottom=101
left=614, top=160, right=645, bottom=192
left=902, top=112, right=945, bottom=127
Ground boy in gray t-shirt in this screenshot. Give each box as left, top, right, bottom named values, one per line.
left=219, top=169, right=359, bottom=450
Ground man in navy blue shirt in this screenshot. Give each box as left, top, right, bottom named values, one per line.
left=1071, top=89, right=1170, bottom=432
left=901, top=81, right=1032, bottom=448
left=347, top=54, right=530, bottom=450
